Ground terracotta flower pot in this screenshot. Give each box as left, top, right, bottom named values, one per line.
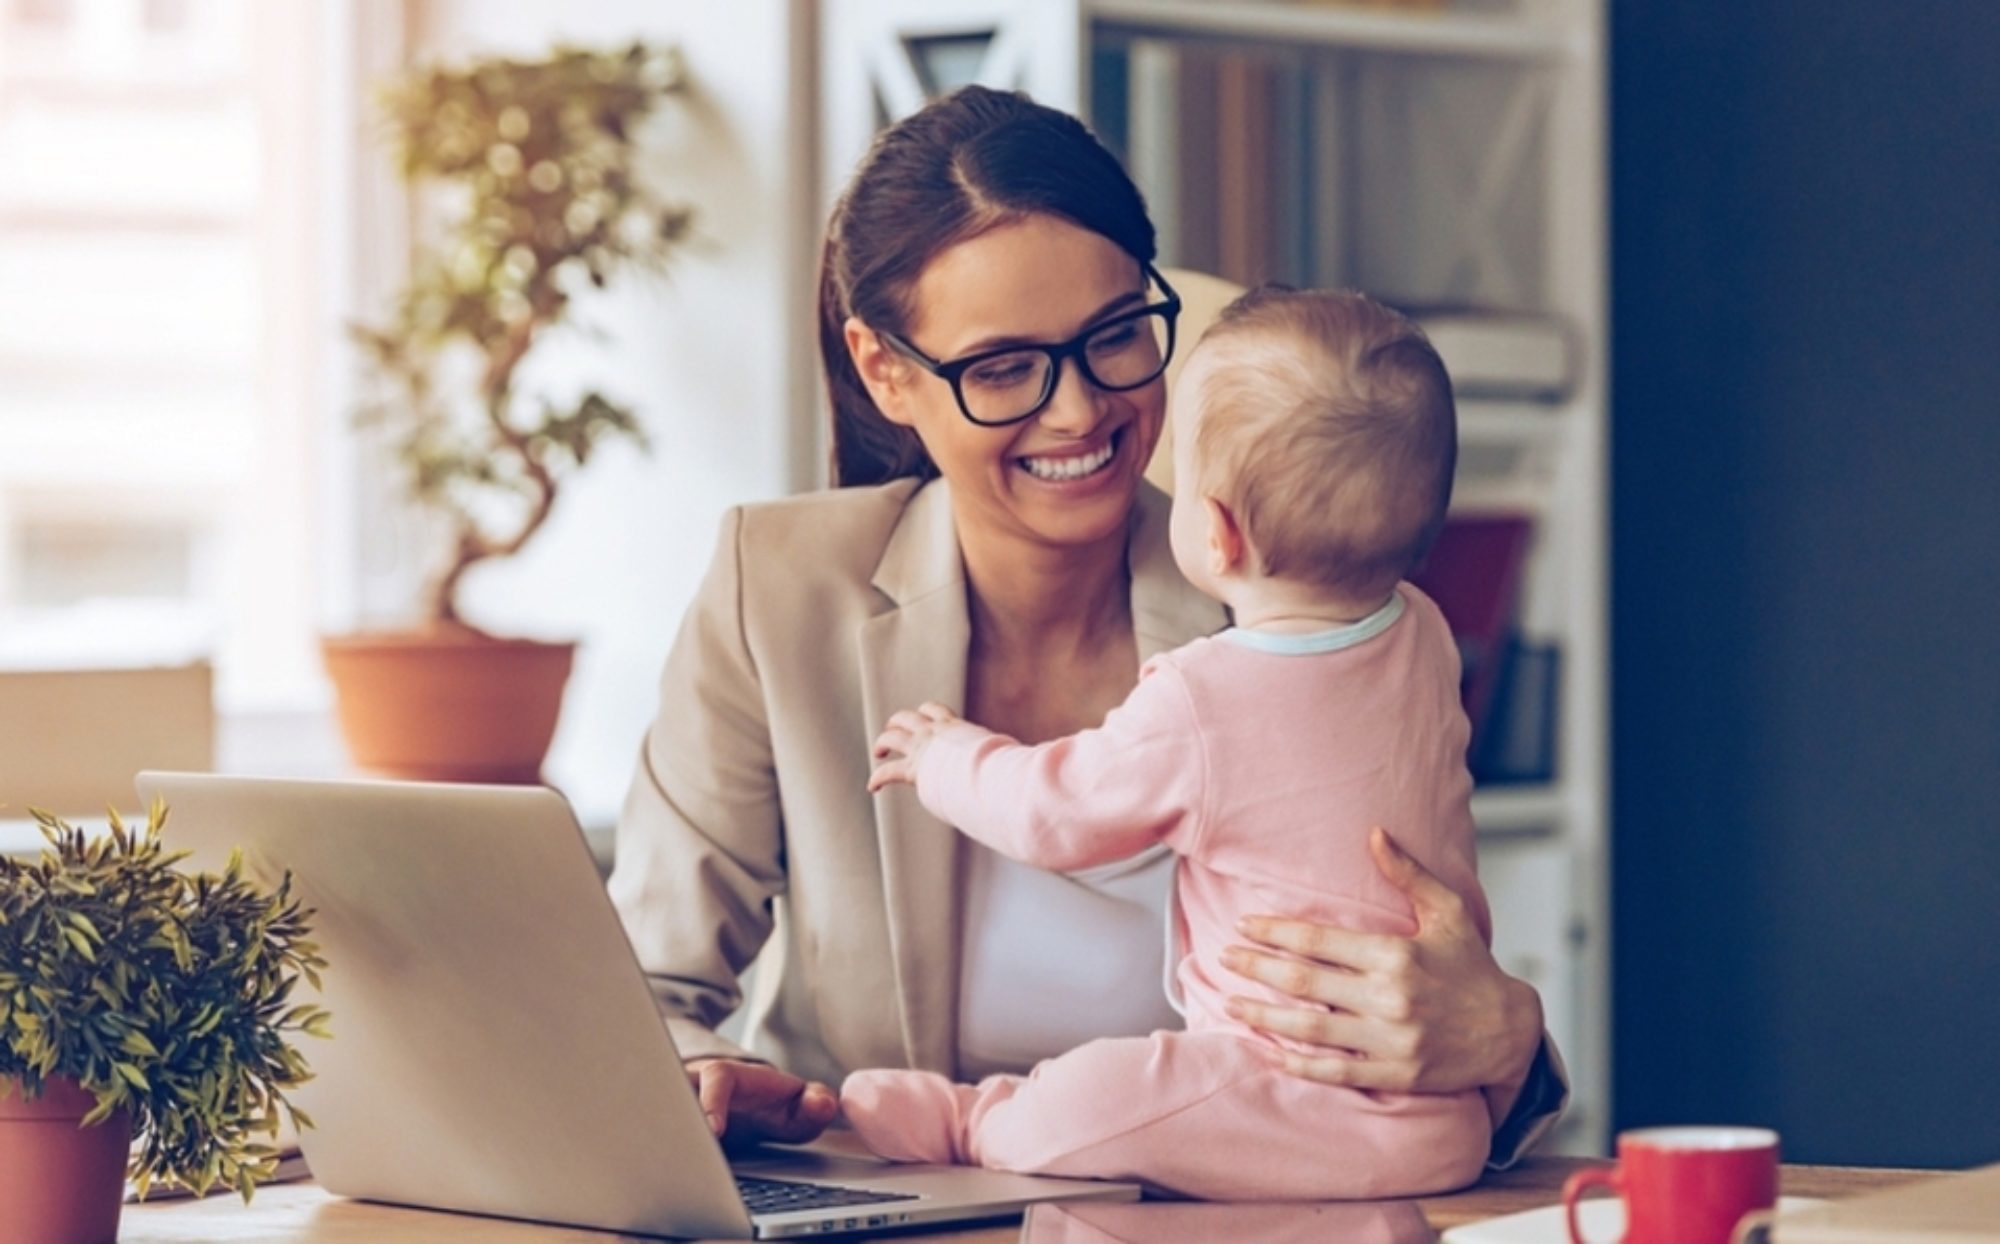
left=0, top=1076, right=131, bottom=1244
left=322, top=629, right=576, bottom=784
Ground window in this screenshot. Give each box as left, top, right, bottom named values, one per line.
left=0, top=0, right=339, bottom=710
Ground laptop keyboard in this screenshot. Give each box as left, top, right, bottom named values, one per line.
left=735, top=1174, right=921, bottom=1217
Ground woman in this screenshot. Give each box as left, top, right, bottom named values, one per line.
left=607, top=85, right=1564, bottom=1166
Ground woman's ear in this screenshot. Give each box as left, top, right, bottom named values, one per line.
left=844, top=316, right=917, bottom=429
left=1204, top=496, right=1248, bottom=579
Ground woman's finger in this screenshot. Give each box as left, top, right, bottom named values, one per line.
left=1216, top=944, right=1408, bottom=1024
left=1220, top=946, right=1394, bottom=1014
left=917, top=701, right=956, bottom=722
left=1368, top=827, right=1471, bottom=929
left=695, top=1063, right=734, bottom=1137
left=762, top=1081, right=839, bottom=1144
left=1277, top=1049, right=1418, bottom=1094
left=1226, top=997, right=1371, bottom=1052
left=1234, top=915, right=1408, bottom=976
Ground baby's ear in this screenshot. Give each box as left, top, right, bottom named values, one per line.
left=1204, top=496, right=1247, bottom=578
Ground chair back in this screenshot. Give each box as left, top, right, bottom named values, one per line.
left=0, top=664, right=214, bottom=819
left=1150, top=267, right=1248, bottom=493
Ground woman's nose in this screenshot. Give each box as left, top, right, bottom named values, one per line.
left=1034, top=358, right=1110, bottom=438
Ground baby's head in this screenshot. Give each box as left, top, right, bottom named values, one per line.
left=1167, top=287, right=1456, bottom=609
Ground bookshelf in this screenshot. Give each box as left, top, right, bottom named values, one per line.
left=820, top=0, right=1608, bottom=1154
left=1090, top=0, right=1575, bottom=62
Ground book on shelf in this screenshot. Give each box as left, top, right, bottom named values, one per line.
left=1165, top=44, right=1297, bottom=290
left=1214, top=52, right=1282, bottom=287
left=1470, top=636, right=1558, bottom=785
left=1407, top=306, right=1576, bottom=402
left=1408, top=513, right=1535, bottom=757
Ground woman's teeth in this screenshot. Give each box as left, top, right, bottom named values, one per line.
left=1020, top=439, right=1117, bottom=482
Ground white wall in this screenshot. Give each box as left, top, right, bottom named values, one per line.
left=389, top=0, right=819, bottom=824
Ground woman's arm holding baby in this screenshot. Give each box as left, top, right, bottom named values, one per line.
left=869, top=666, right=1205, bottom=871
left=1220, top=827, right=1565, bottom=1164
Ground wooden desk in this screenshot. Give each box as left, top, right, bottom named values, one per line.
left=119, top=1156, right=1933, bottom=1242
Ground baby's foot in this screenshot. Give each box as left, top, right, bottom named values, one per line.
left=839, top=1070, right=979, bottom=1165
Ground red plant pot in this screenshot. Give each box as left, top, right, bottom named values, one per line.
left=322, top=629, right=577, bottom=784
left=0, top=1076, right=131, bottom=1244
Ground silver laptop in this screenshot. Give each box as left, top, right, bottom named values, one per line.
left=133, top=772, right=1138, bottom=1239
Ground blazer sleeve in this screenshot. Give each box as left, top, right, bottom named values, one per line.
left=1487, top=1033, right=1573, bottom=1168
left=607, top=507, right=785, bottom=1065
left=913, top=660, right=1207, bottom=871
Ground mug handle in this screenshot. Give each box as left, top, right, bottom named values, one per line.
left=1562, top=1164, right=1627, bottom=1244
left=1732, top=1208, right=1779, bottom=1244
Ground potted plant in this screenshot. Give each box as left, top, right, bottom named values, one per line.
left=0, top=806, right=328, bottom=1244
left=328, top=42, right=695, bottom=784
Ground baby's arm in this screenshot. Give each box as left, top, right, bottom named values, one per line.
left=870, top=663, right=1205, bottom=871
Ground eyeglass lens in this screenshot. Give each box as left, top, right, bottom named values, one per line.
left=959, top=309, right=1171, bottom=426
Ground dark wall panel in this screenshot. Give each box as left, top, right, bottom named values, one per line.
left=1611, top=1, right=2000, bottom=1166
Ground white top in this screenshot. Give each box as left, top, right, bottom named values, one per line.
left=956, top=840, right=1183, bottom=1079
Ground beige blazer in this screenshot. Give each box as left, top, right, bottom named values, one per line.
left=608, top=476, right=1226, bottom=1087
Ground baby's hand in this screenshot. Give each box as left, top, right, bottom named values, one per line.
left=868, top=702, right=962, bottom=793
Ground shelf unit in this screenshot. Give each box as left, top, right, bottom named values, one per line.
left=1090, top=0, right=1576, bottom=61
left=821, top=0, right=1608, bottom=1154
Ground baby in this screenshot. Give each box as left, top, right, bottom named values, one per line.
left=843, top=287, right=1492, bottom=1201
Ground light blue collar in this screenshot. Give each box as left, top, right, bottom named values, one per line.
left=1218, top=591, right=1406, bottom=656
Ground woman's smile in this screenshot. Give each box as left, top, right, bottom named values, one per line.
left=1014, top=423, right=1130, bottom=486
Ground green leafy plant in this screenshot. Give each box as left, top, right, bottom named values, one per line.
left=352, top=42, right=695, bottom=628
left=0, top=805, right=329, bottom=1201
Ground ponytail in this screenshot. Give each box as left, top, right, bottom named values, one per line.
left=818, top=231, right=935, bottom=487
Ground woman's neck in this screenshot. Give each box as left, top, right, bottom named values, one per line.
left=956, top=514, right=1132, bottom=658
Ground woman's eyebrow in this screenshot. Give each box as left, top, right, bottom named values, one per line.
left=951, top=287, right=1148, bottom=356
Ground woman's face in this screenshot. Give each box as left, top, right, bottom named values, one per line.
left=847, top=214, right=1166, bottom=554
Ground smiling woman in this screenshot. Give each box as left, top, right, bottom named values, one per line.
left=608, top=84, right=1564, bottom=1165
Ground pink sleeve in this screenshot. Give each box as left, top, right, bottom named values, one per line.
left=913, top=661, right=1206, bottom=871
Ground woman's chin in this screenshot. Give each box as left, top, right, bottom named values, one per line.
left=1005, top=462, right=1142, bottom=547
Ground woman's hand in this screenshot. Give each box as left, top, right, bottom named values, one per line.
left=1220, top=828, right=1543, bottom=1118
left=685, top=1058, right=839, bottom=1147
left=868, top=702, right=962, bottom=792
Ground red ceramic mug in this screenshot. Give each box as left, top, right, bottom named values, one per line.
left=1563, top=1126, right=1779, bottom=1244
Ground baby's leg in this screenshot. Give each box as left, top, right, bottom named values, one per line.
left=966, top=1031, right=1490, bottom=1200
left=838, top=1036, right=1237, bottom=1172
left=837, top=1034, right=1241, bottom=1169
left=958, top=1031, right=1256, bottom=1180
left=845, top=1032, right=1488, bottom=1199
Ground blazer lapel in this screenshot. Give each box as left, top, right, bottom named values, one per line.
left=858, top=480, right=968, bottom=1075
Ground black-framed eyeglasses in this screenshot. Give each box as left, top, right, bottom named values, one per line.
left=879, top=264, right=1182, bottom=428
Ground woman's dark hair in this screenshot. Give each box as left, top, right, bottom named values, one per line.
left=819, top=86, right=1157, bottom=487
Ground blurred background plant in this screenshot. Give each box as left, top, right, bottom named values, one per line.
left=352, top=42, right=695, bottom=628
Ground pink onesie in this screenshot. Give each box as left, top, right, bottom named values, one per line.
left=840, top=585, right=1492, bottom=1200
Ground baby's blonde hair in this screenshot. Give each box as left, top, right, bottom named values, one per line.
left=1189, top=287, right=1456, bottom=599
